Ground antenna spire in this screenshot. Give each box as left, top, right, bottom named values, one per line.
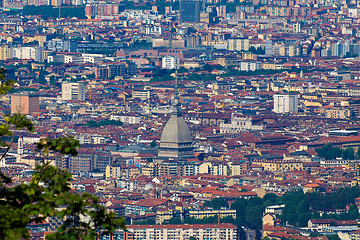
left=172, top=71, right=181, bottom=116
left=174, top=70, right=179, bottom=105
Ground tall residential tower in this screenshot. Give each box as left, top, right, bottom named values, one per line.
left=273, top=94, right=299, bottom=113
left=180, top=0, right=200, bottom=23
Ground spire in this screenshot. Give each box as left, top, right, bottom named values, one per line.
left=172, top=71, right=181, bottom=116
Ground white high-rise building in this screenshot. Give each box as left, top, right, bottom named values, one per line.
left=162, top=56, right=180, bottom=69
left=11, top=46, right=44, bottom=62
left=273, top=94, right=299, bottom=113
left=61, top=82, right=86, bottom=101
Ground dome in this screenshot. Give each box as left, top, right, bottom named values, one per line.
left=160, top=114, right=192, bottom=143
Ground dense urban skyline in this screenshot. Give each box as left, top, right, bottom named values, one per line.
left=1, top=0, right=360, bottom=239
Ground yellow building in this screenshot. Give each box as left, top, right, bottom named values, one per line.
left=252, top=160, right=303, bottom=172
left=227, top=38, right=250, bottom=51
left=105, top=165, right=140, bottom=179
left=0, top=45, right=11, bottom=60
left=265, top=6, right=288, bottom=17
left=228, top=162, right=243, bottom=176
left=23, top=35, right=47, bottom=46
left=324, top=107, right=350, bottom=119
left=141, top=163, right=155, bottom=177
left=189, top=209, right=236, bottom=220
left=156, top=208, right=174, bottom=224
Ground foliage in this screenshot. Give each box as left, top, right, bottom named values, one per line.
left=136, top=219, right=156, bottom=225
left=255, top=229, right=262, bottom=240
left=230, top=187, right=360, bottom=229
left=315, top=143, right=356, bottom=160
left=202, top=63, right=224, bottom=72
left=1, top=163, right=125, bottom=239
left=168, top=217, right=182, bottom=224
left=239, top=227, right=247, bottom=240
left=131, top=39, right=152, bottom=49
left=165, top=215, right=235, bottom=225
left=86, top=119, right=123, bottom=128
left=342, top=147, right=355, bottom=160
left=186, top=73, right=216, bottom=81
left=37, top=136, right=80, bottom=157
left=150, top=140, right=157, bottom=148
left=327, top=234, right=341, bottom=240
left=309, top=232, right=323, bottom=237
left=281, top=188, right=360, bottom=227
left=0, top=68, right=125, bottom=239
left=202, top=197, right=229, bottom=210
left=249, top=46, right=265, bottom=55
left=246, top=207, right=263, bottom=229
left=164, top=188, right=360, bottom=231
left=21, top=5, right=86, bottom=19
left=150, top=74, right=174, bottom=82
left=0, top=69, right=15, bottom=95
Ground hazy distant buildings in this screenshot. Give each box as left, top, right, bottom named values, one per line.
left=47, top=39, right=77, bottom=52
left=227, top=38, right=250, bottom=51
left=273, top=94, right=299, bottom=113
left=11, top=46, right=44, bottom=62
left=95, top=63, right=126, bottom=79
left=61, top=82, right=86, bottom=101
left=3, top=0, right=26, bottom=9
left=265, top=40, right=273, bottom=56
left=110, top=115, right=141, bottom=124
left=132, top=89, right=152, bottom=101
left=220, top=114, right=264, bottom=134
left=85, top=3, right=120, bottom=18
left=239, top=61, right=261, bottom=71
left=180, top=0, right=200, bottom=23
left=11, top=93, right=39, bottom=115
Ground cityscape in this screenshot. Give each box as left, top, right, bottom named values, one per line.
left=1, top=0, right=360, bottom=239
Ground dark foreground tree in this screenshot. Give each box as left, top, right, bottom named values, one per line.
left=0, top=68, right=125, bottom=239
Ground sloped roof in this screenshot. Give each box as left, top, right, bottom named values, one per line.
left=160, top=113, right=192, bottom=143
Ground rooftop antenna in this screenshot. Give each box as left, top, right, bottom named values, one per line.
left=174, top=70, right=179, bottom=104
left=172, top=70, right=181, bottom=116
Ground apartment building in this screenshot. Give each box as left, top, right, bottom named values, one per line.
left=0, top=45, right=11, bottom=60
left=227, top=38, right=250, bottom=51
left=61, top=81, right=86, bottom=101
left=11, top=93, right=39, bottom=115
left=252, top=160, right=303, bottom=172
left=273, top=94, right=299, bottom=113
left=220, top=114, right=264, bottom=134
left=110, top=115, right=141, bottom=124
left=162, top=56, right=180, bottom=69
left=188, top=209, right=236, bottom=219
left=11, top=46, right=44, bottom=62
left=126, top=223, right=237, bottom=240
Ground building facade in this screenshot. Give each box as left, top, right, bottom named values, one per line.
left=220, top=114, right=264, bottom=134
left=126, top=223, right=237, bottom=240
left=273, top=94, right=299, bottom=113
left=11, top=46, right=44, bottom=62
left=180, top=0, right=200, bottom=23
left=61, top=82, right=86, bottom=101
left=162, top=56, right=180, bottom=69
left=11, top=93, right=39, bottom=115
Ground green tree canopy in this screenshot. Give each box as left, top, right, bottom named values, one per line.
left=203, top=197, right=229, bottom=210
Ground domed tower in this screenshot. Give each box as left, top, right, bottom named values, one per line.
left=158, top=74, right=193, bottom=160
